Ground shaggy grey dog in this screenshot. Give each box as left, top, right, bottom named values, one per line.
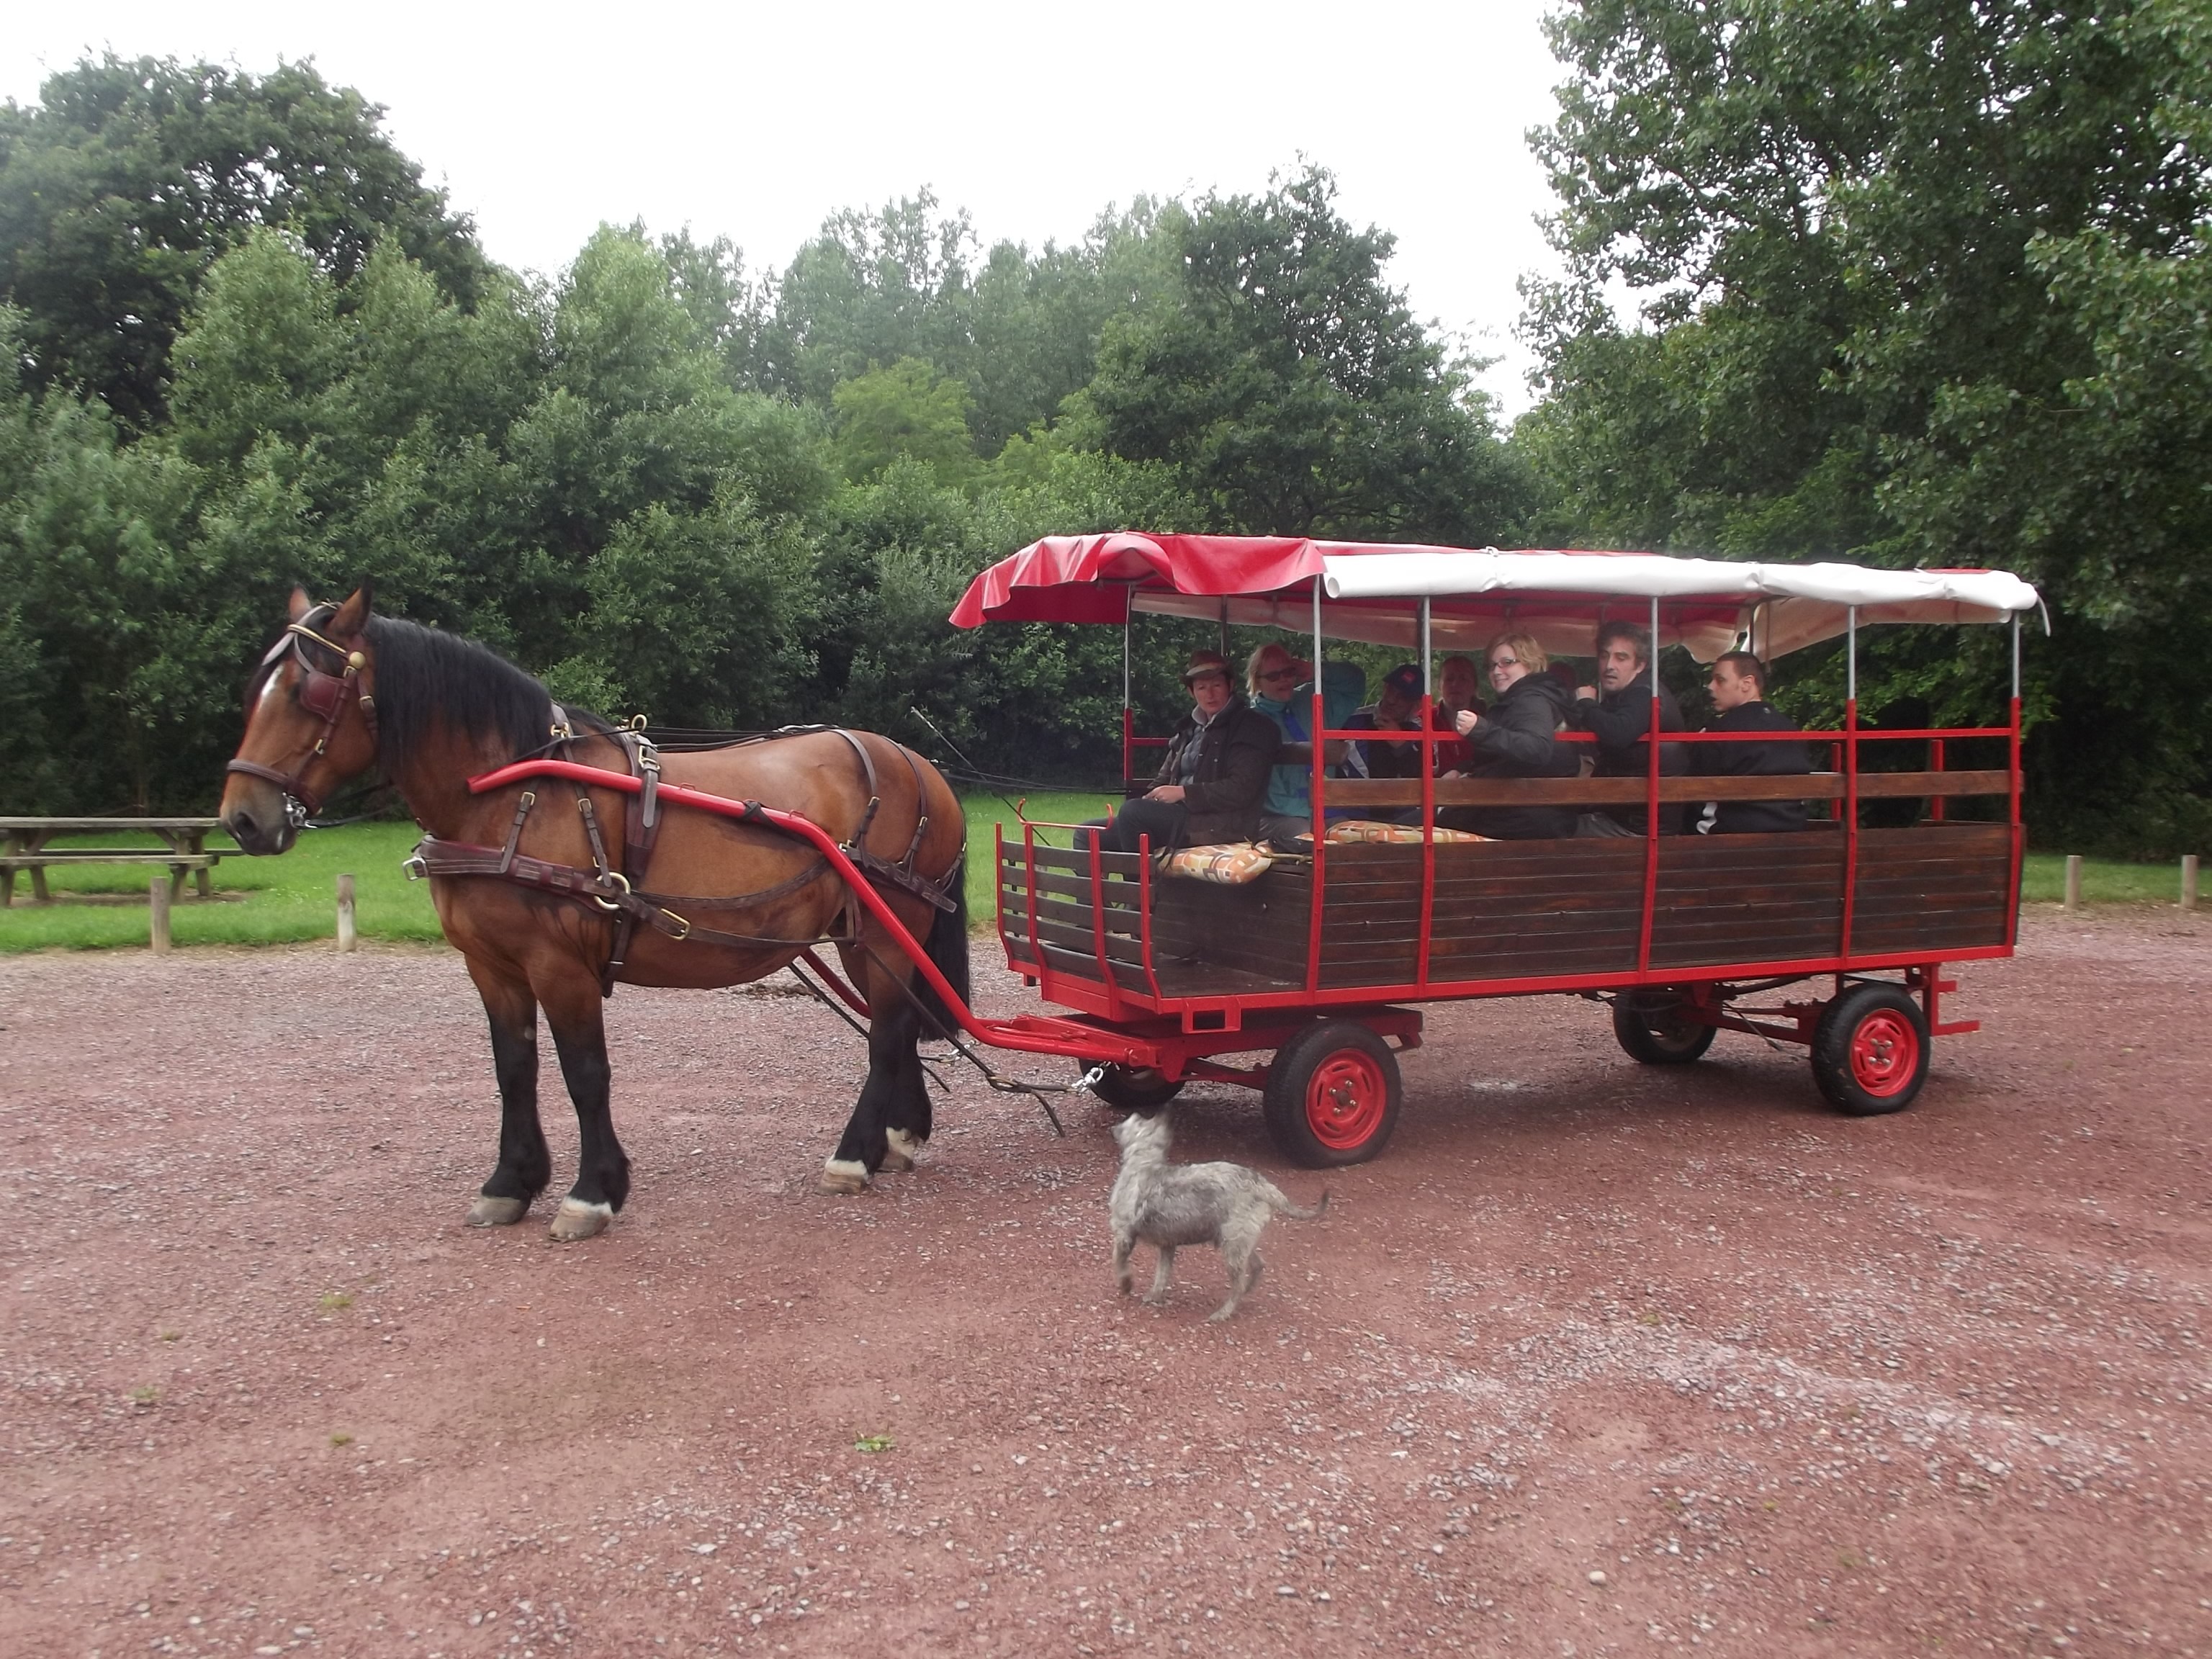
left=1108, top=1110, right=1328, bottom=1321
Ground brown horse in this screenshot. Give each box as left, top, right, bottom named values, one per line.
left=218, top=585, right=970, bottom=1239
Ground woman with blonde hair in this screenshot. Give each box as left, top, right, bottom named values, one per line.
left=1438, top=631, right=1578, bottom=839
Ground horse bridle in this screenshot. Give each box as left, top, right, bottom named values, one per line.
left=225, top=608, right=379, bottom=822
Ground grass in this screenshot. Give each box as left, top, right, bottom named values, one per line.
left=2019, top=851, right=2200, bottom=907
left=12, top=801, right=2175, bottom=954
left=0, top=792, right=1116, bottom=953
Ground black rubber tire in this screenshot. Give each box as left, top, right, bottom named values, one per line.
left=1810, top=982, right=1930, bottom=1115
left=1086, top=1064, right=1184, bottom=1112
left=1262, top=1021, right=1403, bottom=1169
left=1611, top=994, right=1719, bottom=1065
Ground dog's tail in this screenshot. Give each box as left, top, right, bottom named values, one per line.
left=1269, top=1187, right=1331, bottom=1221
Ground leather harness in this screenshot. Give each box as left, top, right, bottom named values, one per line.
left=404, top=716, right=960, bottom=997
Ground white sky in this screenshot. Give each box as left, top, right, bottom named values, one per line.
left=3, top=1, right=1570, bottom=415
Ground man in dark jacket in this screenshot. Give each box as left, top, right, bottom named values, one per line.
left=1341, top=662, right=1424, bottom=781
left=1568, top=621, right=1689, bottom=835
left=1692, top=652, right=1810, bottom=834
left=1089, top=650, right=1280, bottom=854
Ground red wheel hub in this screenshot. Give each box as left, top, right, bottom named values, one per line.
left=1848, top=1010, right=1920, bottom=1097
left=1305, top=1049, right=1388, bottom=1150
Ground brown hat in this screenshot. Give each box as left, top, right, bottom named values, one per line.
left=1181, top=649, right=1231, bottom=685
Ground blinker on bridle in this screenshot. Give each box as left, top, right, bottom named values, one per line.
left=225, top=608, right=379, bottom=822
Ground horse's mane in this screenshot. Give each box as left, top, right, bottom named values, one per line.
left=365, top=616, right=611, bottom=768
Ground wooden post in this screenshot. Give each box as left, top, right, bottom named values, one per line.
left=336, top=873, right=357, bottom=953
left=2184, top=855, right=2200, bottom=912
left=148, top=875, right=171, bottom=954
left=2063, top=854, right=2083, bottom=912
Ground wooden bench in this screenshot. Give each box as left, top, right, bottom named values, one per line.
left=0, top=818, right=225, bottom=907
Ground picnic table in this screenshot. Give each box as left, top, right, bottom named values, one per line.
left=0, top=817, right=226, bottom=907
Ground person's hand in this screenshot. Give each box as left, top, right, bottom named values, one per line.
left=1575, top=685, right=1597, bottom=701
left=1146, top=785, right=1186, bottom=804
left=1440, top=769, right=1465, bottom=781
left=1454, top=708, right=1481, bottom=737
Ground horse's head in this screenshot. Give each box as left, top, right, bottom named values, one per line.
left=220, top=585, right=381, bottom=855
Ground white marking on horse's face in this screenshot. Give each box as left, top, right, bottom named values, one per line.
left=823, top=1158, right=868, bottom=1179
left=886, top=1128, right=922, bottom=1160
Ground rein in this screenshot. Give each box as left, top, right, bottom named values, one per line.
left=225, top=612, right=379, bottom=819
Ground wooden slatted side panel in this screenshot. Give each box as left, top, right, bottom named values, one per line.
left=997, top=842, right=1154, bottom=991
left=1649, top=831, right=1846, bottom=969
left=1148, top=866, right=1312, bottom=992
left=1317, top=838, right=1648, bottom=987
left=1850, top=823, right=2014, bottom=955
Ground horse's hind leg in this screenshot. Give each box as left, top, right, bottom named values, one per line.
left=821, top=989, right=914, bottom=1195
left=466, top=959, right=550, bottom=1227
left=881, top=999, right=934, bottom=1174
left=537, top=974, right=631, bottom=1242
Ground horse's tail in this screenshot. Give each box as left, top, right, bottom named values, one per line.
left=912, top=835, right=970, bottom=1030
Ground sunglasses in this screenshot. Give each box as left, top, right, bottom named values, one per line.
left=1259, top=667, right=1300, bottom=683
left=1488, top=657, right=1520, bottom=671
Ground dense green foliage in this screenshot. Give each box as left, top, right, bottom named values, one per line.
left=0, top=57, right=1523, bottom=812
left=1521, top=0, right=2211, bottom=854
left=4, top=26, right=2206, bottom=857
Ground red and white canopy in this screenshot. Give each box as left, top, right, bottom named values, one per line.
left=949, top=534, right=2041, bottom=661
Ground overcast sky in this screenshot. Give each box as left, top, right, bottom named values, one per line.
left=3, top=1, right=1570, bottom=415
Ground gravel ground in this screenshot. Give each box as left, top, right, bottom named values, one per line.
left=1, top=907, right=2208, bottom=1659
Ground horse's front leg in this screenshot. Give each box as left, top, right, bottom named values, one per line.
left=820, top=994, right=915, bottom=1195
left=538, top=976, right=631, bottom=1242
left=465, top=958, right=551, bottom=1227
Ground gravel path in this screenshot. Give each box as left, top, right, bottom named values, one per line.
left=2, top=908, right=2207, bottom=1658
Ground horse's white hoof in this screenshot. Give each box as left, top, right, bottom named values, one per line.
left=878, top=1148, right=914, bottom=1174
left=548, top=1198, right=613, bottom=1242
left=819, top=1159, right=868, bottom=1195
left=468, top=1195, right=530, bottom=1228
left=884, top=1128, right=923, bottom=1172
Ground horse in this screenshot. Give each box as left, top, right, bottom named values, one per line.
left=217, top=585, right=971, bottom=1239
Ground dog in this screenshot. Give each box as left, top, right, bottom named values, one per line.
left=1108, top=1110, right=1328, bottom=1321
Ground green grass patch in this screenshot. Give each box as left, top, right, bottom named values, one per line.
left=0, top=791, right=1120, bottom=952
left=2020, top=851, right=2200, bottom=906
left=0, top=822, right=439, bottom=953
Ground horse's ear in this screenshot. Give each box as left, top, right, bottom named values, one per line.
left=331, top=583, right=374, bottom=636
left=287, top=586, right=313, bottom=624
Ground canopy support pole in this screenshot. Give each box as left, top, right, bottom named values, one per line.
left=2008, top=611, right=2024, bottom=947
left=1417, top=596, right=1435, bottom=989
left=1841, top=606, right=1861, bottom=963
left=1120, top=588, right=1134, bottom=789
left=1305, top=579, right=1326, bottom=996
left=1218, top=599, right=1230, bottom=660
left=1637, top=593, right=1662, bottom=972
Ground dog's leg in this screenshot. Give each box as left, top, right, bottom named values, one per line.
left=1112, top=1230, right=1135, bottom=1296
left=1143, top=1246, right=1176, bottom=1305
left=1210, top=1240, right=1256, bottom=1322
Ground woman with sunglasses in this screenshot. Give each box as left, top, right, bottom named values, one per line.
left=1435, top=631, right=1580, bottom=840
left=1245, top=643, right=1360, bottom=846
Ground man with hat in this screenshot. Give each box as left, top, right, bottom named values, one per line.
left=1342, top=662, right=1427, bottom=781
left=1082, top=649, right=1281, bottom=854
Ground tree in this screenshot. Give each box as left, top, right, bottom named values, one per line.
left=0, top=55, right=488, bottom=426
left=1522, top=0, right=2212, bottom=853
left=831, top=358, right=978, bottom=484
left=1079, top=166, right=1533, bottom=543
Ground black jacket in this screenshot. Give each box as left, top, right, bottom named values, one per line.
left=1439, top=673, right=1579, bottom=840
left=1343, top=706, right=1423, bottom=780
left=1691, top=701, right=1811, bottom=834
left=1151, top=698, right=1282, bottom=845
left=1570, top=670, right=1689, bottom=834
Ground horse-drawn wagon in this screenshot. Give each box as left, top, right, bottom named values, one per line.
left=218, top=536, right=2038, bottom=1231
left=945, top=534, right=2039, bottom=1166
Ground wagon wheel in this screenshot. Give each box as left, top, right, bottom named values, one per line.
left=1810, top=982, right=1930, bottom=1115
left=1262, top=1022, right=1403, bottom=1169
left=1611, top=992, right=1718, bottom=1065
left=1085, top=1064, right=1184, bottom=1112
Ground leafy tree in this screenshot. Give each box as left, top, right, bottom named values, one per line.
left=1079, top=166, right=1534, bottom=543
left=0, top=55, right=488, bottom=426
left=1522, top=0, right=2212, bottom=853
left=831, top=358, right=978, bottom=484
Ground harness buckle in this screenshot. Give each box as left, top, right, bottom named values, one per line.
left=661, top=909, right=691, bottom=940
left=401, top=853, right=428, bottom=881
left=590, top=870, right=633, bottom=913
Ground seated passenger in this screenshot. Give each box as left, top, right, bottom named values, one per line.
left=1341, top=662, right=1425, bottom=781
left=1247, top=644, right=1359, bottom=845
left=1568, top=620, right=1690, bottom=835
left=1692, top=651, right=1811, bottom=834
left=1431, top=653, right=1483, bottom=773
left=1081, top=651, right=1280, bottom=855
left=1435, top=632, right=1580, bottom=840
